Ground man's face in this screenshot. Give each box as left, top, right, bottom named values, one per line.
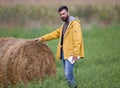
left=59, top=9, right=69, bottom=22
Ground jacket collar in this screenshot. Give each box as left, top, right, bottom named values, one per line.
left=63, top=16, right=77, bottom=37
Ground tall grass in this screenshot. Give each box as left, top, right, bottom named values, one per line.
left=0, top=24, right=120, bottom=88
left=0, top=5, right=120, bottom=27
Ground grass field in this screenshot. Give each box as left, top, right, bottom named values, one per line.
left=0, top=24, right=120, bottom=88
left=0, top=1, right=120, bottom=29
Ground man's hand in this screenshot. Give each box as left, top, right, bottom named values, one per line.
left=72, top=56, right=78, bottom=62
left=34, top=38, right=41, bottom=43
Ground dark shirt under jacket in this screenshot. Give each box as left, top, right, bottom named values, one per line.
left=60, top=21, right=69, bottom=59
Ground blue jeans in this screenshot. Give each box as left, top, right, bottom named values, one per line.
left=62, top=54, right=76, bottom=87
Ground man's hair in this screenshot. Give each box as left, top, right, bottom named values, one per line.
left=58, top=6, right=68, bottom=12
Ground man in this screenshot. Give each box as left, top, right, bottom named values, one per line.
left=35, top=6, right=84, bottom=88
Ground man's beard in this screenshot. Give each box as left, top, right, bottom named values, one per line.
left=61, top=15, right=69, bottom=22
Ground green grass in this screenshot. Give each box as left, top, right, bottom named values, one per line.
left=0, top=24, right=120, bottom=88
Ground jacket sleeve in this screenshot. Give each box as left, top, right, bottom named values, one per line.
left=40, top=28, right=61, bottom=41
left=72, top=21, right=83, bottom=57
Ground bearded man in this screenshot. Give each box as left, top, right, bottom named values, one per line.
left=35, top=6, right=84, bottom=88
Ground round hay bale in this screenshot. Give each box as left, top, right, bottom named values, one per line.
left=0, top=37, right=56, bottom=85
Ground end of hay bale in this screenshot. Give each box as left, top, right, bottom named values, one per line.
left=0, top=37, right=56, bottom=85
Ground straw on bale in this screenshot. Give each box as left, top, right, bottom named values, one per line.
left=0, top=37, right=56, bottom=85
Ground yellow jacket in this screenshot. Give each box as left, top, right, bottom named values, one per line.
left=40, top=16, right=84, bottom=60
